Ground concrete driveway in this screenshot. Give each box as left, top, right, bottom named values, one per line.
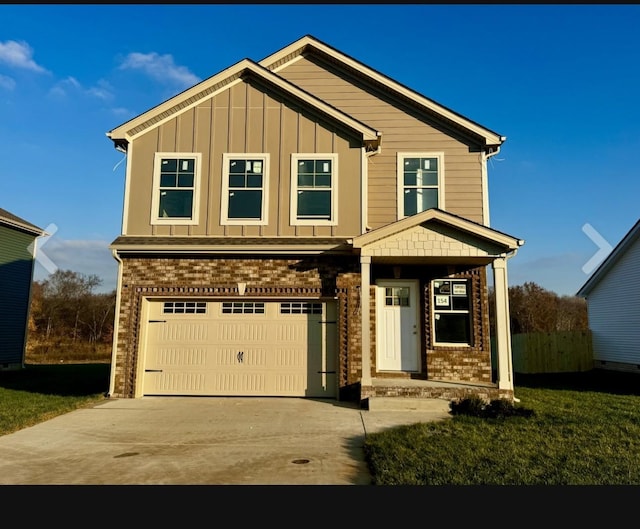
left=0, top=396, right=451, bottom=485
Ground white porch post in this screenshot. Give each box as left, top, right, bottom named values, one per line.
left=492, top=256, right=514, bottom=391
left=360, top=255, right=372, bottom=387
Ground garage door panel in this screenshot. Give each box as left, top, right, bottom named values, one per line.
left=152, top=372, right=206, bottom=393
left=142, top=299, right=337, bottom=397
left=275, top=348, right=305, bottom=367
left=210, top=373, right=266, bottom=394
left=152, top=322, right=209, bottom=342
left=218, top=322, right=268, bottom=342
left=155, top=347, right=207, bottom=367
left=275, top=374, right=306, bottom=394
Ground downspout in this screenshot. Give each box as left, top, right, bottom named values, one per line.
left=482, top=138, right=506, bottom=227
left=107, top=248, right=124, bottom=398
left=362, top=138, right=381, bottom=234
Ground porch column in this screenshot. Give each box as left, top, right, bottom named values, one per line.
left=492, top=256, right=514, bottom=391
left=360, top=255, right=372, bottom=386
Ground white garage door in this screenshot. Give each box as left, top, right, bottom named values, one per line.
left=140, top=299, right=338, bottom=397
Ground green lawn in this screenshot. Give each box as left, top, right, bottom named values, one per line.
left=0, top=363, right=110, bottom=436
left=364, top=370, right=640, bottom=485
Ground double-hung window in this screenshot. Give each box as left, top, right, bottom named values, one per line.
left=397, top=153, right=444, bottom=218
left=221, top=154, right=269, bottom=225
left=151, top=153, right=201, bottom=224
left=291, top=154, right=338, bottom=226
left=432, top=279, right=471, bottom=345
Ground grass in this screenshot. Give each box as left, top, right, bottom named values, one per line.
left=364, top=369, right=640, bottom=485
left=26, top=341, right=112, bottom=364
left=0, top=363, right=110, bottom=436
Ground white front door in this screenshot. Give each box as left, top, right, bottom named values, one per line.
left=375, top=280, right=420, bottom=372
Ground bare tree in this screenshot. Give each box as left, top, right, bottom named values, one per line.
left=488, top=282, right=588, bottom=335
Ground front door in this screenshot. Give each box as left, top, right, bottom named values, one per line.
left=375, top=280, right=420, bottom=372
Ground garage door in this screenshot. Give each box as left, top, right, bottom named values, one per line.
left=140, top=299, right=338, bottom=397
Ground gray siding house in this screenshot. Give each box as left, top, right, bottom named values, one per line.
left=577, top=219, right=640, bottom=373
left=0, top=208, right=45, bottom=370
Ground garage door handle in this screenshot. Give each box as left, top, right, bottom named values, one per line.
left=317, top=370, right=336, bottom=374
left=145, top=369, right=163, bottom=373
left=149, top=320, right=167, bottom=323
left=319, top=321, right=337, bottom=324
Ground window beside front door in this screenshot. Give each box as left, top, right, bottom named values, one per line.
left=151, top=153, right=201, bottom=225
left=290, top=154, right=338, bottom=226
left=432, top=278, right=471, bottom=345
left=397, top=153, right=444, bottom=218
left=221, top=154, right=269, bottom=225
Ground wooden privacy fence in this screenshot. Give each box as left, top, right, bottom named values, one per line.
left=492, top=330, right=594, bottom=374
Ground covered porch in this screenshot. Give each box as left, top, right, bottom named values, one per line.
left=350, top=208, right=524, bottom=405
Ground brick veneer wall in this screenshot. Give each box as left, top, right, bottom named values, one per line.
left=111, top=256, right=496, bottom=400
left=111, top=255, right=361, bottom=398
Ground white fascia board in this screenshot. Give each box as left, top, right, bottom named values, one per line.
left=106, top=59, right=379, bottom=145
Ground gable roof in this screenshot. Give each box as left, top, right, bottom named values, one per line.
left=106, top=57, right=381, bottom=149
left=577, top=218, right=640, bottom=297
left=352, top=208, right=524, bottom=252
left=0, top=208, right=45, bottom=237
left=259, top=35, right=505, bottom=149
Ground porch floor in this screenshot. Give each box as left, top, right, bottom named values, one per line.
left=362, top=377, right=513, bottom=405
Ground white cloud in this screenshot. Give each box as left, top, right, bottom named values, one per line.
left=119, top=51, right=200, bottom=88
left=0, top=40, right=48, bottom=73
left=0, top=74, right=15, bottom=90
left=111, top=107, right=131, bottom=116
left=87, top=79, right=115, bottom=100
left=33, top=238, right=118, bottom=293
left=48, top=76, right=114, bottom=100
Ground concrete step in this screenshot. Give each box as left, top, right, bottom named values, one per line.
left=366, top=397, right=452, bottom=413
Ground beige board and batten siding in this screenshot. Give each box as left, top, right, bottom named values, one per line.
left=585, top=233, right=640, bottom=367
left=274, top=55, right=487, bottom=228
left=125, top=78, right=363, bottom=238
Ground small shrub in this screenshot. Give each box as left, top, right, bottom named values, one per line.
left=450, top=396, right=535, bottom=419
left=450, top=394, right=487, bottom=417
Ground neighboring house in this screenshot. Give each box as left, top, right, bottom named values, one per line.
left=577, top=218, right=640, bottom=374
left=0, top=208, right=45, bottom=370
left=106, top=35, right=524, bottom=405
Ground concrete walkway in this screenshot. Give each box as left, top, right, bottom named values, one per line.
left=0, top=396, right=451, bottom=485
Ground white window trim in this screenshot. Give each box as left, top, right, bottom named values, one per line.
left=397, top=152, right=445, bottom=219
left=290, top=153, right=338, bottom=226
left=431, top=278, right=472, bottom=347
left=150, top=152, right=202, bottom=226
left=220, top=153, right=270, bottom=226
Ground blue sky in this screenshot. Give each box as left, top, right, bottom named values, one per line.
left=2, top=4, right=639, bottom=296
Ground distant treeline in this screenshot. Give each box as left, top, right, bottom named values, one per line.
left=27, top=270, right=115, bottom=362
left=489, top=281, right=588, bottom=335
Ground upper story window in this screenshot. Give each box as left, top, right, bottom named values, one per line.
left=151, top=153, right=201, bottom=225
left=221, top=154, right=269, bottom=225
left=397, top=153, right=444, bottom=218
left=290, top=154, right=338, bottom=226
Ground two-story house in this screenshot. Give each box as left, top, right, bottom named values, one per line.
left=106, top=35, right=524, bottom=406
